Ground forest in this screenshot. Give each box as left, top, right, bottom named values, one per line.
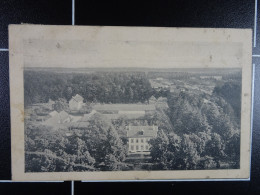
left=24, top=69, right=241, bottom=172
left=150, top=81, right=241, bottom=170
left=24, top=70, right=154, bottom=105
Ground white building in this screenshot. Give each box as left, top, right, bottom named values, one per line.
left=127, top=126, right=158, bottom=154
left=49, top=110, right=58, bottom=117
left=149, top=96, right=157, bottom=104
left=44, top=110, right=70, bottom=125
left=69, top=94, right=84, bottom=111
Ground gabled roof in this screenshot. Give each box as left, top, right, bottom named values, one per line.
left=127, top=126, right=158, bottom=138
left=93, top=104, right=155, bottom=111
left=59, top=110, right=69, bottom=121
left=81, top=110, right=97, bottom=121
left=49, top=110, right=58, bottom=117
left=149, top=96, right=157, bottom=101
left=157, top=97, right=167, bottom=101
left=48, top=99, right=55, bottom=104
left=71, top=94, right=84, bottom=102
left=43, top=110, right=70, bottom=125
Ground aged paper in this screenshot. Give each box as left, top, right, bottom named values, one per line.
left=9, top=25, right=252, bottom=181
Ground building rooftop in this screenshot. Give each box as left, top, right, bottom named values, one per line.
left=59, top=111, right=69, bottom=120
left=127, top=126, right=158, bottom=138
left=43, top=110, right=70, bottom=125
left=71, top=94, right=84, bottom=102
left=49, top=110, right=58, bottom=117
left=80, top=110, right=97, bottom=121
left=149, top=96, right=157, bottom=101
left=157, top=97, right=167, bottom=101
left=93, top=104, right=156, bottom=111
left=48, top=99, right=55, bottom=104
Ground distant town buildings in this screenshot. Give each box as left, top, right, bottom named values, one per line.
left=149, top=79, right=170, bottom=91
left=127, top=126, right=158, bottom=154
left=200, top=76, right=222, bottom=80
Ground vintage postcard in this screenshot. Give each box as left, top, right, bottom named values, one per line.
left=9, top=25, right=252, bottom=181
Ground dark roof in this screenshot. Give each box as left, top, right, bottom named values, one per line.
left=127, top=126, right=158, bottom=138
left=93, top=104, right=155, bottom=111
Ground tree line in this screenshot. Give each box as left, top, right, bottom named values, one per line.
left=24, top=71, right=154, bottom=105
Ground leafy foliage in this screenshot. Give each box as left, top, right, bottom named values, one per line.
left=24, top=71, right=153, bottom=105
left=149, top=80, right=241, bottom=170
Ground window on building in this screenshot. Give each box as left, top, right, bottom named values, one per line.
left=141, top=139, right=144, bottom=143
left=145, top=145, right=149, bottom=150
left=131, top=146, right=134, bottom=151
left=146, top=138, right=149, bottom=143
left=141, top=145, right=144, bottom=151
left=136, top=145, right=139, bottom=150
left=136, top=139, right=139, bottom=143
left=131, top=139, right=134, bottom=143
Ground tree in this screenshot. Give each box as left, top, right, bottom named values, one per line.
left=205, top=133, right=226, bottom=168
left=213, top=81, right=241, bottom=120
left=150, top=130, right=170, bottom=169
left=179, top=134, right=200, bottom=170
left=63, top=86, right=73, bottom=100
left=225, top=132, right=240, bottom=168
left=54, top=98, right=70, bottom=112
left=102, top=126, right=127, bottom=170
left=65, top=135, right=95, bottom=166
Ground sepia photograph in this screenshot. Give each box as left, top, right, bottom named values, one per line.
left=9, top=25, right=252, bottom=181
left=24, top=67, right=242, bottom=172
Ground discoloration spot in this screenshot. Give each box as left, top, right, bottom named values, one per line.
left=206, top=176, right=210, bottom=179
left=56, top=43, right=61, bottom=49
left=227, top=34, right=231, bottom=40
left=209, top=55, right=212, bottom=62
left=13, top=103, right=25, bottom=122
left=244, top=93, right=249, bottom=97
